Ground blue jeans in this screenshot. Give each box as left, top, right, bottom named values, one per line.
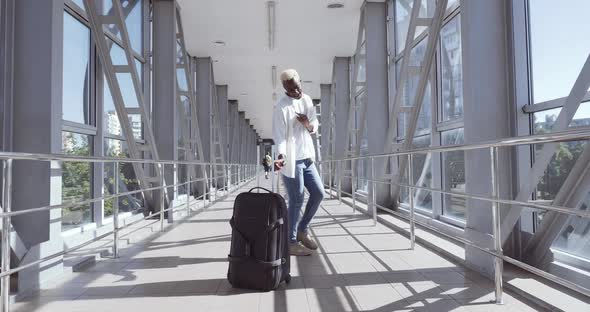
left=282, top=158, right=325, bottom=243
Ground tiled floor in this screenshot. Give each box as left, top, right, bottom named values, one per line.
left=13, top=177, right=542, bottom=312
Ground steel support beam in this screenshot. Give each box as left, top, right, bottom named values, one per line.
left=332, top=57, right=352, bottom=192
left=364, top=1, right=389, bottom=206
left=153, top=0, right=177, bottom=216
left=12, top=0, right=64, bottom=291
left=461, top=0, right=514, bottom=275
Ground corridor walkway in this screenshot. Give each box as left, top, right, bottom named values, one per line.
left=14, top=176, right=539, bottom=312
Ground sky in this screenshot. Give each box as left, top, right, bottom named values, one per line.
left=529, top=0, right=590, bottom=104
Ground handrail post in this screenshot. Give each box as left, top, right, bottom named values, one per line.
left=351, top=159, right=356, bottom=214
left=214, top=165, right=218, bottom=203
left=203, top=164, right=207, bottom=209
left=490, top=146, right=504, bottom=304
left=186, top=165, right=190, bottom=217
left=1, top=159, right=13, bottom=312
left=229, top=164, right=232, bottom=192
left=408, top=154, right=415, bottom=250
left=328, top=161, right=333, bottom=199
left=160, top=164, right=165, bottom=232
left=113, top=161, right=120, bottom=258
left=227, top=164, right=231, bottom=193
left=338, top=160, right=342, bottom=204
left=371, top=157, right=377, bottom=226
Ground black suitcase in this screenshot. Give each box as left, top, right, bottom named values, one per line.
left=227, top=187, right=291, bottom=291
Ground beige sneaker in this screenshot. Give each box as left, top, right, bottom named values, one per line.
left=289, top=242, right=313, bottom=256
left=297, top=231, right=318, bottom=250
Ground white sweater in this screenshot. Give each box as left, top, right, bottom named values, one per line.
left=272, top=94, right=319, bottom=178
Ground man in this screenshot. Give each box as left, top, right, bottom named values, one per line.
left=273, top=69, right=325, bottom=256
left=262, top=153, right=272, bottom=179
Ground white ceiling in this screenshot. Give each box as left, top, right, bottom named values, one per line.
left=177, top=0, right=364, bottom=138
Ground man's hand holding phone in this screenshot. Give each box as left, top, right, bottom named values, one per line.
left=296, top=113, right=313, bottom=132
left=274, top=154, right=286, bottom=171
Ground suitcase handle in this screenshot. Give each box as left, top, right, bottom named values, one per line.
left=248, top=187, right=273, bottom=193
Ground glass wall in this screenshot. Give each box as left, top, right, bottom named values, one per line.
left=391, top=0, right=464, bottom=225
left=62, top=9, right=94, bottom=231
left=62, top=12, right=91, bottom=125
left=61, top=131, right=92, bottom=231
left=441, top=128, right=464, bottom=220
left=526, top=0, right=590, bottom=281
left=353, top=29, right=369, bottom=194
left=529, top=0, right=590, bottom=104
left=62, top=0, right=148, bottom=230
left=103, top=139, right=144, bottom=217
left=438, top=13, right=465, bottom=223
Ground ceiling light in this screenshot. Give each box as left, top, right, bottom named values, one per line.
left=213, top=40, right=226, bottom=46
left=240, top=92, right=248, bottom=96
left=303, top=80, right=313, bottom=84
left=327, top=1, right=344, bottom=9
left=267, top=1, right=276, bottom=51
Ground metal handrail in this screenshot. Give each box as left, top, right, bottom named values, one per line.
left=0, top=156, right=259, bottom=312
left=325, top=127, right=590, bottom=161
left=0, top=150, right=252, bottom=166
left=321, top=127, right=590, bottom=302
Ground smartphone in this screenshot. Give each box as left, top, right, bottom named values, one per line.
left=296, top=112, right=307, bottom=118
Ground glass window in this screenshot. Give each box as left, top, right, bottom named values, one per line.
left=395, top=39, right=433, bottom=136
left=104, top=74, right=143, bottom=139
left=441, top=128, right=465, bottom=220
left=400, top=135, right=432, bottom=212
left=103, top=138, right=144, bottom=217
left=447, top=0, right=459, bottom=10
left=71, top=0, right=85, bottom=9
left=176, top=42, right=189, bottom=92
left=529, top=0, right=590, bottom=103
left=177, top=152, right=188, bottom=196
left=177, top=96, right=190, bottom=147
left=551, top=195, right=590, bottom=262
left=61, top=131, right=93, bottom=231
left=355, top=92, right=369, bottom=192
left=102, top=0, right=143, bottom=55
left=103, top=42, right=143, bottom=138
left=440, top=15, right=463, bottom=121
left=395, top=0, right=436, bottom=55
left=533, top=103, right=590, bottom=201
left=62, top=13, right=91, bottom=124
left=356, top=42, right=366, bottom=92
left=412, top=135, right=432, bottom=211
